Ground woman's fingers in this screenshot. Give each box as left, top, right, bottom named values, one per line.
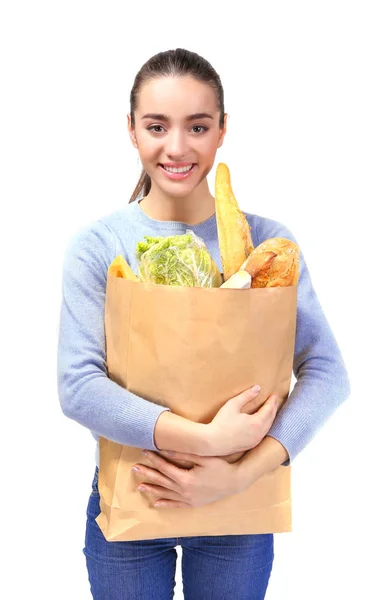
left=133, top=450, right=188, bottom=485
left=254, top=394, right=279, bottom=427
left=132, top=463, right=178, bottom=490
left=159, top=450, right=207, bottom=465
left=138, top=483, right=183, bottom=502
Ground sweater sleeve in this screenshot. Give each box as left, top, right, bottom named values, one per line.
left=260, top=221, right=351, bottom=463
left=57, top=220, right=170, bottom=450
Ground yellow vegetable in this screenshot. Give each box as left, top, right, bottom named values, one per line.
left=108, top=255, right=139, bottom=281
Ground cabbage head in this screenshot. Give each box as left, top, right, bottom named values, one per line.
left=136, top=230, right=222, bottom=287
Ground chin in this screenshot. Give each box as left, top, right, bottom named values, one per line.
left=153, top=177, right=200, bottom=198
left=160, top=185, right=196, bottom=199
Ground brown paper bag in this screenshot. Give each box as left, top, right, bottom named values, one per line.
left=96, top=275, right=297, bottom=541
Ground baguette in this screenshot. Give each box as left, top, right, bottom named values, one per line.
left=215, top=163, right=254, bottom=281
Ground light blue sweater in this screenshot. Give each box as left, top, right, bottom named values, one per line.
left=57, top=198, right=350, bottom=465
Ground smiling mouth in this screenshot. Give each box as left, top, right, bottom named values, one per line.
left=159, top=164, right=196, bottom=174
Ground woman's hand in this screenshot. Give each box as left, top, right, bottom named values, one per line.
left=206, top=386, right=280, bottom=457
left=132, top=450, right=242, bottom=508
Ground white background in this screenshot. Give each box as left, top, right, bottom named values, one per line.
left=1, top=1, right=386, bottom=598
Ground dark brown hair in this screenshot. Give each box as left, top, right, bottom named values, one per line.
left=128, top=48, right=225, bottom=203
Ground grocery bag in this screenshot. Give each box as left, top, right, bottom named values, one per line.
left=96, top=275, right=297, bottom=541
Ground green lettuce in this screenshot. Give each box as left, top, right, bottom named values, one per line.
left=136, top=231, right=222, bottom=287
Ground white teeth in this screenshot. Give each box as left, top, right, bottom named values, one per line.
left=163, top=164, right=193, bottom=173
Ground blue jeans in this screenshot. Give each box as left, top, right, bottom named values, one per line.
left=83, top=467, right=274, bottom=599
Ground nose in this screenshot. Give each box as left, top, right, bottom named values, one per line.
left=164, top=128, right=189, bottom=160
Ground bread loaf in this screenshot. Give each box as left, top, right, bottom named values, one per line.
left=247, top=238, right=300, bottom=288
left=215, top=163, right=254, bottom=281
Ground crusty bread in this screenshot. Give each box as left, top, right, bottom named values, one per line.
left=241, top=250, right=277, bottom=279
left=247, top=238, right=300, bottom=288
left=215, top=163, right=254, bottom=281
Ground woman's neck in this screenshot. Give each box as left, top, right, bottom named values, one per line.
left=139, top=180, right=216, bottom=225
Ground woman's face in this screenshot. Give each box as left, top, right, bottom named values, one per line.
left=128, top=76, right=227, bottom=198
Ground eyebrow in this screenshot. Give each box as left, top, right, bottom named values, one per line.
left=141, top=113, right=214, bottom=121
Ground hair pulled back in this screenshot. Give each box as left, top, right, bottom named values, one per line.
left=128, top=48, right=225, bottom=203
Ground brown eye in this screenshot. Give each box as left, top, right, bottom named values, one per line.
left=147, top=125, right=165, bottom=133
left=191, top=125, right=208, bottom=133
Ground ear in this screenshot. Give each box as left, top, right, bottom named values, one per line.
left=217, top=113, right=228, bottom=149
left=127, top=114, right=138, bottom=149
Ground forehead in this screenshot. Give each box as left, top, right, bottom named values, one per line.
left=136, top=76, right=219, bottom=117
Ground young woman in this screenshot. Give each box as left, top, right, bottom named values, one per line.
left=57, top=48, right=350, bottom=599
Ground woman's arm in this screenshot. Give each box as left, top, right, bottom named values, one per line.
left=57, top=222, right=172, bottom=450
left=154, top=388, right=278, bottom=457
left=58, top=222, right=276, bottom=458
left=154, top=411, right=209, bottom=454
left=254, top=218, right=351, bottom=464
left=129, top=434, right=288, bottom=509
left=235, top=436, right=289, bottom=491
